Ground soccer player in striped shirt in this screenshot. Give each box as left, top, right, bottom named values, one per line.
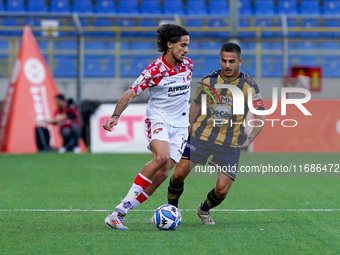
left=102, top=24, right=193, bottom=230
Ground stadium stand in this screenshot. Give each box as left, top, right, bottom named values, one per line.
left=277, top=0, right=298, bottom=15
left=255, top=0, right=276, bottom=16
left=118, top=0, right=139, bottom=14
left=50, top=0, right=71, bottom=13
left=163, top=0, right=185, bottom=14
left=95, top=0, right=116, bottom=13
left=93, top=18, right=114, bottom=37
left=0, top=0, right=339, bottom=79
left=323, top=0, right=340, bottom=15
left=28, top=0, right=48, bottom=12
left=6, top=0, right=26, bottom=12
left=187, top=0, right=207, bottom=15
left=208, top=18, right=229, bottom=37
left=208, top=0, right=229, bottom=15
left=300, top=0, right=320, bottom=16
left=140, top=0, right=162, bottom=14
left=239, top=0, right=253, bottom=15
left=84, top=58, right=104, bottom=77
left=54, top=58, right=77, bottom=77
left=73, top=0, right=93, bottom=13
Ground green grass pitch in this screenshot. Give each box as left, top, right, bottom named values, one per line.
left=1, top=152, right=339, bottom=255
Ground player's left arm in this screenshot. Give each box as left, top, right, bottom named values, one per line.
left=238, top=114, right=264, bottom=149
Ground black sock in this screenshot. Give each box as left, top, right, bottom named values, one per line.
left=167, top=177, right=184, bottom=208
left=201, top=188, right=226, bottom=211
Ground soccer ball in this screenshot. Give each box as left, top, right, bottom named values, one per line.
left=154, top=204, right=181, bottom=231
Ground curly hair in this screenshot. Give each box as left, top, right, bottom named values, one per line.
left=156, top=23, right=189, bottom=54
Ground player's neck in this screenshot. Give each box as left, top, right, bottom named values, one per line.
left=162, top=54, right=178, bottom=68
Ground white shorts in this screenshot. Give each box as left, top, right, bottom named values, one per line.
left=145, top=118, right=188, bottom=163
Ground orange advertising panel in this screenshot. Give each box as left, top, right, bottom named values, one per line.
left=252, top=99, right=340, bottom=152
left=0, top=26, right=86, bottom=153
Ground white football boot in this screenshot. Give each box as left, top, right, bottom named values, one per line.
left=105, top=211, right=129, bottom=230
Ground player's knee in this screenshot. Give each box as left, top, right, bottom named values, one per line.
left=172, top=170, right=186, bottom=183
left=215, top=185, right=231, bottom=198
left=154, top=153, right=170, bottom=167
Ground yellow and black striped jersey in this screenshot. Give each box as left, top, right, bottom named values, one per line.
left=192, top=70, right=265, bottom=147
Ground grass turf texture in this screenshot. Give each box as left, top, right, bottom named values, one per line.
left=0, top=152, right=339, bottom=255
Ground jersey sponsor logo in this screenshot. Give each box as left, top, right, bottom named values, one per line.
left=168, top=85, right=190, bottom=92
left=253, top=93, right=263, bottom=101
left=153, top=128, right=163, bottom=134
left=168, top=91, right=190, bottom=97
left=163, top=80, right=176, bottom=86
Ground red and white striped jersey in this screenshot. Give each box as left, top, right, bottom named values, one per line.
left=130, top=55, right=193, bottom=127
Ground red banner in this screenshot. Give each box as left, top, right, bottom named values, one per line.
left=252, top=99, right=340, bottom=152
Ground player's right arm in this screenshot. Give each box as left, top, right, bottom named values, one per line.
left=102, top=89, right=137, bottom=132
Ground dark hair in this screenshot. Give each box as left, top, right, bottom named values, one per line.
left=156, top=23, right=189, bottom=54
left=220, top=42, right=241, bottom=59
left=55, top=94, right=65, bottom=101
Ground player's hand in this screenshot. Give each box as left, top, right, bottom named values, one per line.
left=103, top=117, right=119, bottom=132
left=238, top=135, right=254, bottom=149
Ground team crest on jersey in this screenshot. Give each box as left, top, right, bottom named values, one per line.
left=153, top=128, right=163, bottom=134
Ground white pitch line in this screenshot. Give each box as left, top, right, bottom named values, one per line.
left=0, top=209, right=340, bottom=212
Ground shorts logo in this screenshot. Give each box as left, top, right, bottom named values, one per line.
left=153, top=128, right=163, bottom=134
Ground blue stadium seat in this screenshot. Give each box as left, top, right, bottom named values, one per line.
left=208, top=18, right=228, bottom=38
left=320, top=42, right=340, bottom=50
left=239, top=0, right=252, bottom=15
left=261, top=42, right=271, bottom=50
left=323, top=0, right=340, bottom=15
left=85, top=41, right=106, bottom=50
left=300, top=0, right=320, bottom=16
left=323, top=19, right=340, bottom=37
left=187, top=0, right=207, bottom=15
left=261, top=55, right=282, bottom=77
left=117, top=18, right=136, bottom=37
left=277, top=0, right=297, bottom=15
left=202, top=55, right=221, bottom=75
left=163, top=0, right=184, bottom=15
left=131, top=42, right=154, bottom=50
left=255, top=0, right=275, bottom=16
left=240, top=54, right=256, bottom=77
left=189, top=56, right=204, bottom=77
left=0, top=40, right=9, bottom=58
left=119, top=41, right=131, bottom=50
left=24, top=18, right=41, bottom=36
left=184, top=19, right=205, bottom=37
left=201, top=41, right=221, bottom=50
left=96, top=0, right=116, bottom=13
left=51, top=0, right=71, bottom=13
left=0, top=0, right=4, bottom=12
left=54, top=58, right=77, bottom=77
left=84, top=58, right=104, bottom=77
left=105, top=57, right=116, bottom=77
left=73, top=0, right=93, bottom=13
left=6, top=0, right=26, bottom=12
left=68, top=18, right=90, bottom=36
left=254, top=18, right=274, bottom=37
left=139, top=19, right=158, bottom=37
left=322, top=56, right=340, bottom=77
left=54, top=41, right=77, bottom=59
left=120, top=55, right=132, bottom=77
left=141, top=0, right=162, bottom=14
left=118, top=0, right=139, bottom=14
left=28, top=0, right=47, bottom=12
left=295, top=41, right=318, bottom=50
left=238, top=18, right=255, bottom=37
left=296, top=55, right=318, bottom=66
left=300, top=19, right=320, bottom=37
left=1, top=18, right=21, bottom=35
left=188, top=42, right=200, bottom=50
left=37, top=41, right=49, bottom=50
left=208, top=0, right=229, bottom=15
left=93, top=18, right=114, bottom=37
left=130, top=56, right=150, bottom=77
